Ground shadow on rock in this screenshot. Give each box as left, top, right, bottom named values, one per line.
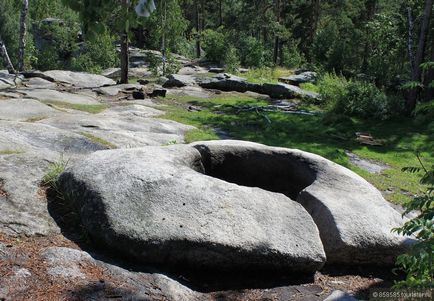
left=46, top=185, right=315, bottom=293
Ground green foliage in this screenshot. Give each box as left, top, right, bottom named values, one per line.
left=70, top=32, right=119, bottom=73
left=142, top=0, right=188, bottom=55
left=34, top=21, right=80, bottom=71
left=393, top=155, right=434, bottom=288
left=237, top=36, right=268, bottom=68
left=0, top=0, right=19, bottom=65
left=224, top=46, right=240, bottom=74
left=202, top=29, right=227, bottom=63
left=148, top=51, right=180, bottom=76
left=318, top=73, right=392, bottom=120
left=414, top=101, right=434, bottom=126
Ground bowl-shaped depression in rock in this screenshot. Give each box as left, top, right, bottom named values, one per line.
left=57, top=144, right=326, bottom=273
left=191, top=140, right=412, bottom=265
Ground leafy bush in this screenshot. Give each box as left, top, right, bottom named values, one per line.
left=148, top=51, right=180, bottom=76
left=224, top=46, right=240, bottom=74
left=393, top=155, right=434, bottom=288
left=202, top=29, right=227, bottom=63
left=237, top=36, right=267, bottom=68
left=318, top=73, right=391, bottom=120
left=70, top=32, right=119, bottom=73
left=414, top=101, right=434, bottom=126
left=34, top=21, right=80, bottom=70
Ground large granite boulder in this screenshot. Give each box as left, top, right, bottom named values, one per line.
left=42, top=70, right=115, bottom=88
left=57, top=144, right=326, bottom=273
left=199, top=74, right=320, bottom=100
left=191, top=140, right=411, bottom=265
left=279, top=71, right=317, bottom=86
left=163, top=74, right=196, bottom=88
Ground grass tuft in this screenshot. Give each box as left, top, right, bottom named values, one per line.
left=0, top=149, right=24, bottom=155
left=41, top=159, right=68, bottom=190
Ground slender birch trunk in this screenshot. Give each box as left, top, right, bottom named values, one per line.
left=0, top=36, right=16, bottom=74
left=18, top=0, right=29, bottom=72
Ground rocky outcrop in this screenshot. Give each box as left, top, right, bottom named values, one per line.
left=163, top=74, right=196, bottom=88
left=0, top=72, right=23, bottom=89
left=57, top=145, right=327, bottom=273
left=42, top=70, right=115, bottom=88
left=199, top=74, right=320, bottom=100
left=279, top=71, right=317, bottom=86
left=191, top=140, right=411, bottom=265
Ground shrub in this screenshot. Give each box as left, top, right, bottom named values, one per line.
left=414, top=101, right=434, bottom=126
left=318, top=73, right=390, bottom=120
left=70, top=32, right=119, bottom=74
left=342, top=81, right=388, bottom=119
left=238, top=36, right=266, bottom=68
left=202, top=29, right=226, bottom=63
left=224, top=46, right=240, bottom=74
left=148, top=51, right=180, bottom=76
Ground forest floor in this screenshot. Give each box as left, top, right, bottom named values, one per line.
left=159, top=93, right=433, bottom=205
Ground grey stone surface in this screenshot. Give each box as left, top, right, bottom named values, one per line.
left=16, top=88, right=101, bottom=105
left=0, top=72, right=23, bottom=89
left=58, top=145, right=326, bottom=273
left=24, top=77, right=57, bottom=89
left=41, top=105, right=192, bottom=148
left=190, top=140, right=411, bottom=265
left=163, top=74, right=196, bottom=88
left=323, top=290, right=359, bottom=301
left=42, top=70, right=115, bottom=88
left=279, top=71, right=318, bottom=86
left=43, top=247, right=91, bottom=279
left=199, top=74, right=320, bottom=100
left=345, top=151, right=389, bottom=174
left=93, top=84, right=143, bottom=96
left=0, top=98, right=58, bottom=121
left=0, top=121, right=107, bottom=236
left=41, top=247, right=204, bottom=301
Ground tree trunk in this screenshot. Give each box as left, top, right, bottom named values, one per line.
left=18, top=0, right=29, bottom=72
left=219, top=0, right=223, bottom=27
left=407, top=7, right=416, bottom=75
left=406, top=0, right=433, bottom=114
left=120, top=0, right=129, bottom=84
left=120, top=31, right=129, bottom=84
left=0, top=36, right=16, bottom=74
left=273, top=0, right=281, bottom=65
left=195, top=0, right=201, bottom=58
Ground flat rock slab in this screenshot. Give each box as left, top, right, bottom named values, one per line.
left=58, top=145, right=326, bottom=273
left=16, top=88, right=101, bottom=105
left=345, top=151, right=389, bottom=174
left=163, top=74, right=197, bottom=88
left=41, top=106, right=193, bottom=147
left=0, top=121, right=107, bottom=236
left=24, top=77, right=57, bottom=89
left=43, top=70, right=115, bottom=88
left=190, top=140, right=411, bottom=265
left=1, top=243, right=203, bottom=301
left=0, top=98, right=58, bottom=121
left=279, top=71, right=317, bottom=86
